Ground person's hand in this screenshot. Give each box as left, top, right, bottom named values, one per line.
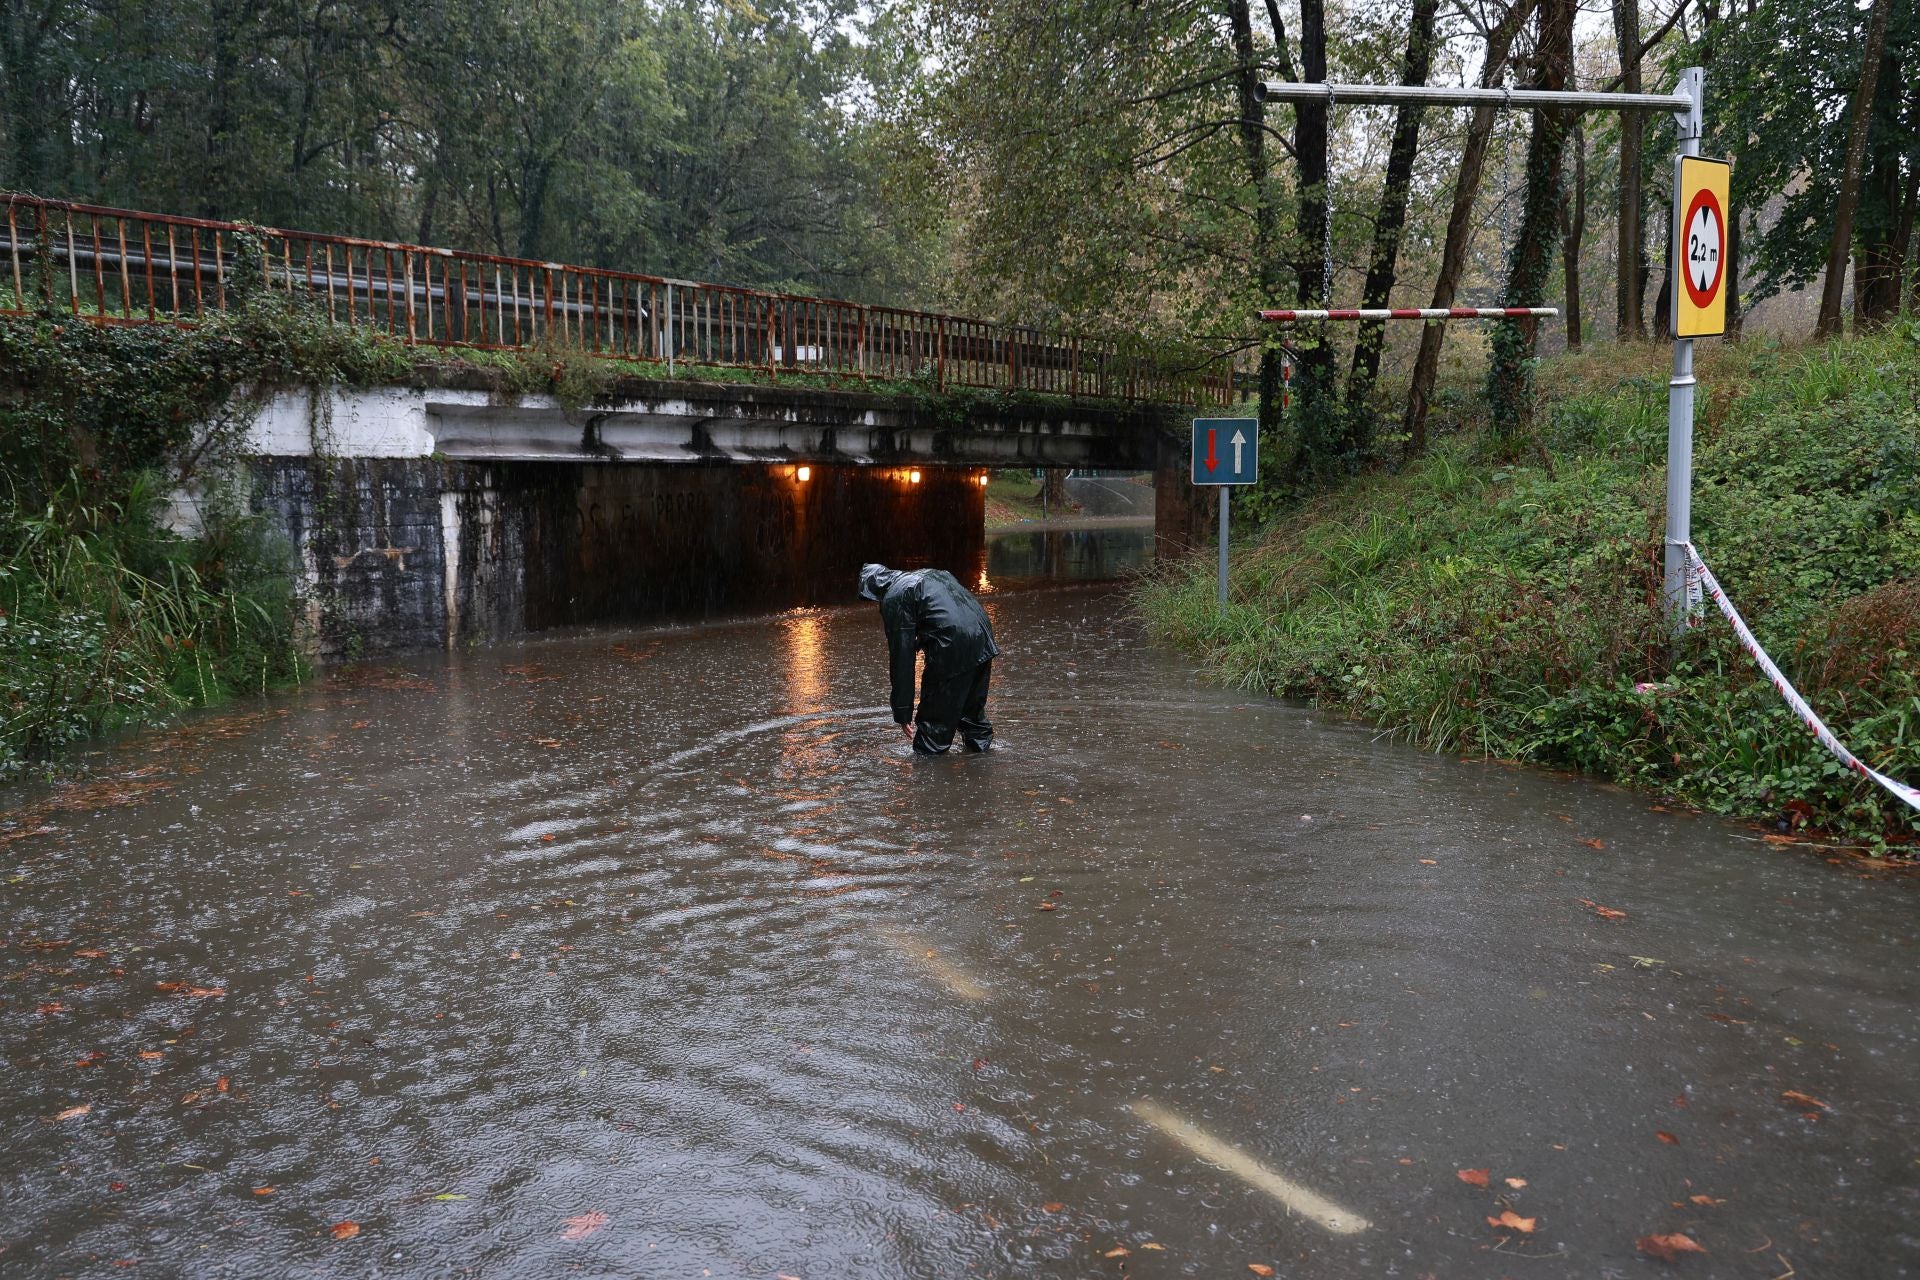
left=900, top=722, right=915, bottom=742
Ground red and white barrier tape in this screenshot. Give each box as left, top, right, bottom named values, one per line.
left=1257, top=307, right=1559, bottom=322
left=1682, top=542, right=1920, bottom=814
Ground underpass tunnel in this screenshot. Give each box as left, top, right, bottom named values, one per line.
left=259, top=455, right=992, bottom=659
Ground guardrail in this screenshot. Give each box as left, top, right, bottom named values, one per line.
left=2, top=193, right=1231, bottom=407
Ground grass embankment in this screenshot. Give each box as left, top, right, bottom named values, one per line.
left=1138, top=330, right=1920, bottom=844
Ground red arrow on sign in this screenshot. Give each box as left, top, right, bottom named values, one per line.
left=1205, top=429, right=1218, bottom=471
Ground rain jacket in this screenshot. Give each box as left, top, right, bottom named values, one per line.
left=859, top=565, right=1000, bottom=725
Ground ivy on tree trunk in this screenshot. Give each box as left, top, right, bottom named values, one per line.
left=1484, top=0, right=1575, bottom=447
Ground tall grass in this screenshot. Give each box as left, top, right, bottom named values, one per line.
left=0, top=472, right=305, bottom=776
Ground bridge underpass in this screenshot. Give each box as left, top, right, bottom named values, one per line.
left=233, top=370, right=1214, bottom=657
left=5, top=193, right=1228, bottom=656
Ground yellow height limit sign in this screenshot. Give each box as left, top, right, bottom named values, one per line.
left=1673, top=155, right=1731, bottom=338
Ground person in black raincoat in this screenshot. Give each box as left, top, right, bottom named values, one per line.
left=858, top=563, right=998, bottom=754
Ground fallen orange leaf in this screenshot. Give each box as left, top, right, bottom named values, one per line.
left=1637, top=1232, right=1706, bottom=1261
left=139, top=1051, right=163, bottom=1061
left=1418, top=858, right=1438, bottom=865
left=1780, top=1090, right=1829, bottom=1111
left=1578, top=837, right=1606, bottom=849
left=1578, top=898, right=1628, bottom=921
left=561, top=1210, right=608, bottom=1241
left=1487, top=1210, right=1537, bottom=1233
left=1037, top=902, right=1057, bottom=912
left=52, top=1104, right=91, bottom=1121
left=1141, top=1242, right=1165, bottom=1251
left=1456, top=1168, right=1490, bottom=1188
left=1041, top=1202, right=1064, bottom=1213
left=329, top=1221, right=360, bottom=1241
left=1504, top=1177, right=1527, bottom=1189
left=1688, top=1195, right=1725, bottom=1206
left=1656, top=1130, right=1679, bottom=1145
left=254, top=1186, right=275, bottom=1196
left=1248, top=1266, right=1275, bottom=1277
left=1103, top=1246, right=1130, bottom=1257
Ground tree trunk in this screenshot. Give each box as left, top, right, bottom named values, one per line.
left=1724, top=206, right=1744, bottom=339
left=1850, top=65, right=1914, bottom=328
left=1612, top=0, right=1645, bottom=339
left=1285, top=0, right=1341, bottom=486
left=1041, top=468, right=1068, bottom=513
left=1893, top=166, right=1919, bottom=317
left=1561, top=120, right=1587, bottom=352
left=517, top=158, right=555, bottom=260
left=1, top=0, right=65, bottom=191
left=1402, top=0, right=1538, bottom=455
left=205, top=0, right=252, bottom=219
left=1816, top=0, right=1892, bottom=337
left=1484, top=0, right=1575, bottom=440
left=1345, top=0, right=1441, bottom=416
left=1228, top=0, right=1286, bottom=453
left=1652, top=203, right=1673, bottom=335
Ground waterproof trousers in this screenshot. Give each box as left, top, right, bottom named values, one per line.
left=912, top=659, right=993, bottom=755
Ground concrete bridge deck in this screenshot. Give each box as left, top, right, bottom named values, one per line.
left=259, top=368, right=1180, bottom=471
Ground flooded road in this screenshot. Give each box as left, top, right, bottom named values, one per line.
left=5, top=572, right=1920, bottom=1277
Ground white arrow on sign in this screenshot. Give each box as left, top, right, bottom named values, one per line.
left=1230, top=429, right=1246, bottom=472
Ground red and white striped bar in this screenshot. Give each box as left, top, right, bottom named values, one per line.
left=1258, top=307, right=1559, bottom=322
left=1683, top=543, right=1920, bottom=814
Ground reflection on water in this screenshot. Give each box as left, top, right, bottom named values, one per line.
left=985, top=525, right=1152, bottom=584
left=781, top=612, right=829, bottom=714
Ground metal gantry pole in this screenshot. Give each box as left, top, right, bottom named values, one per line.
left=1255, top=69, right=1708, bottom=639
left=1255, top=80, right=1693, bottom=114
left=1664, top=67, right=1707, bottom=640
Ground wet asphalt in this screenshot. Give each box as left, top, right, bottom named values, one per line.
left=3, top=558, right=1918, bottom=1278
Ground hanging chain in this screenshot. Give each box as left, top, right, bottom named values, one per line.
left=1322, top=85, right=1336, bottom=306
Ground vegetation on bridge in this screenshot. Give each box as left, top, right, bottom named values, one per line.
left=1140, top=327, right=1920, bottom=844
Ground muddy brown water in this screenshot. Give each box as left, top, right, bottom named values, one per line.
left=4, top=540, right=1919, bottom=1278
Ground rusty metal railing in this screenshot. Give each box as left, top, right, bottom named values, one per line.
left=1, top=193, right=1232, bottom=407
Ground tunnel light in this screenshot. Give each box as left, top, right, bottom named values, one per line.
left=795, top=465, right=811, bottom=482
left=909, top=469, right=922, bottom=484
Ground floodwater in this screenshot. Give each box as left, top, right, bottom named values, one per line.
left=986, top=525, right=1152, bottom=585
left=5, top=557, right=1920, bottom=1278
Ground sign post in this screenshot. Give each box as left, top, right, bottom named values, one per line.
left=1192, top=417, right=1259, bottom=606
left=1665, top=68, right=1723, bottom=640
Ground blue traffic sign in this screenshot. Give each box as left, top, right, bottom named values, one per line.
left=1192, top=417, right=1258, bottom=485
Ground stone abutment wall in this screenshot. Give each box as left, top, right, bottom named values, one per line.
left=253, top=458, right=987, bottom=660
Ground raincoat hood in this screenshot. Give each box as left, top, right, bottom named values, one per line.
left=858, top=563, right=904, bottom=602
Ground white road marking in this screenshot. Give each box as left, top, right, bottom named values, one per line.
left=876, top=927, right=990, bottom=1001
left=1129, top=1099, right=1370, bottom=1236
